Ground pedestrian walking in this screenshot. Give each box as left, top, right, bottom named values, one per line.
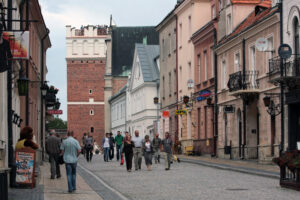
left=102, top=133, right=110, bottom=162
left=109, top=133, right=115, bottom=160
left=152, top=133, right=162, bottom=164
left=162, top=132, right=173, bottom=170
left=115, top=131, right=124, bottom=161
left=81, top=133, right=87, bottom=156
left=46, top=130, right=61, bottom=179
left=132, top=130, right=143, bottom=170
left=16, top=126, right=39, bottom=150
left=123, top=135, right=134, bottom=172
left=142, top=135, right=153, bottom=171
left=60, top=131, right=81, bottom=193
left=85, top=133, right=94, bottom=162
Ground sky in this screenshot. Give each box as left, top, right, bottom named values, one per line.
left=39, top=0, right=177, bottom=121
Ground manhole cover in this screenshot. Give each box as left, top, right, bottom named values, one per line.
left=226, top=188, right=249, bottom=191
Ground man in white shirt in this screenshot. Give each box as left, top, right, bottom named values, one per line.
left=102, top=133, right=110, bottom=162
left=131, top=130, right=143, bottom=170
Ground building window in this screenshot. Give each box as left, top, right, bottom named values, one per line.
left=91, top=127, right=94, bottom=133
left=179, top=23, right=182, bottom=47
left=212, top=5, right=216, bottom=19
left=162, top=39, right=165, bottom=60
left=219, top=0, right=223, bottom=10
left=72, top=40, right=77, bottom=54
left=267, top=37, right=274, bottom=72
left=222, top=60, right=227, bottom=89
left=90, top=109, right=94, bottom=115
left=294, top=17, right=299, bottom=55
left=227, top=14, right=232, bottom=34
left=188, top=62, right=192, bottom=80
left=204, top=51, right=207, bottom=80
left=169, top=72, right=172, bottom=95
left=197, top=54, right=201, bottom=83
left=234, top=52, right=241, bottom=71
left=89, top=89, right=93, bottom=94
left=188, top=16, right=192, bottom=38
left=94, top=40, right=99, bottom=55
left=250, top=45, right=256, bottom=71
left=163, top=76, right=165, bottom=98
left=211, top=47, right=214, bottom=78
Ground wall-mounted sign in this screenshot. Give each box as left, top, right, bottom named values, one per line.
left=15, top=148, right=36, bottom=188
left=187, top=79, right=194, bottom=89
left=3, top=31, right=30, bottom=59
left=278, top=44, right=292, bottom=59
left=224, top=105, right=235, bottom=113
left=47, top=110, right=63, bottom=115
left=162, top=111, right=169, bottom=118
left=176, top=109, right=187, bottom=115
left=255, top=37, right=268, bottom=51
left=197, top=90, right=211, bottom=101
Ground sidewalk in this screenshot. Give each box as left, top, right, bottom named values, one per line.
left=8, top=162, right=103, bottom=200
left=176, top=154, right=280, bottom=179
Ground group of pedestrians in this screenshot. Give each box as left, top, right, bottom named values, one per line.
left=107, top=130, right=174, bottom=172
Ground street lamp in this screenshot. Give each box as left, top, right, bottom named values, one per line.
left=263, top=94, right=281, bottom=116
left=17, top=76, right=29, bottom=96
left=40, top=83, right=48, bottom=97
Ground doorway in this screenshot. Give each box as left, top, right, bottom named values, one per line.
left=237, top=109, right=242, bottom=158
left=289, top=104, right=300, bottom=150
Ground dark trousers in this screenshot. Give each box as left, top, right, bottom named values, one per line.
left=116, top=144, right=122, bottom=160
left=49, top=153, right=61, bottom=178
left=125, top=152, right=133, bottom=170
left=85, top=146, right=93, bottom=162
left=109, top=147, right=114, bottom=160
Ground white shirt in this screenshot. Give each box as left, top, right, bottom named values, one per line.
left=132, top=136, right=143, bottom=148
left=103, top=138, right=110, bottom=148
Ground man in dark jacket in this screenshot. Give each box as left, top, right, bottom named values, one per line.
left=109, top=133, right=115, bottom=160
left=46, top=130, right=61, bottom=179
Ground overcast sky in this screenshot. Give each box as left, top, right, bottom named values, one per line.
left=39, top=0, right=176, bottom=120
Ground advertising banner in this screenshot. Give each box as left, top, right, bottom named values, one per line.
left=3, top=31, right=30, bottom=59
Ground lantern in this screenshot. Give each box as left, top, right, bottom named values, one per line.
left=17, top=76, right=29, bottom=96
left=153, top=97, right=159, bottom=104
left=40, top=83, right=48, bottom=97
left=183, top=95, right=190, bottom=104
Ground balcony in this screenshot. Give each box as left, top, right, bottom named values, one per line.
left=227, top=70, right=259, bottom=96
left=269, top=55, right=300, bottom=87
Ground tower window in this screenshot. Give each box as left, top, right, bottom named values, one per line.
left=89, top=89, right=93, bottom=94
left=90, top=109, right=94, bottom=115
left=91, top=127, right=94, bottom=133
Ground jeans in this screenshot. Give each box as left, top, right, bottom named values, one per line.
left=104, top=147, right=109, bottom=161
left=116, top=144, right=123, bottom=161
left=65, top=163, right=77, bottom=192
left=49, top=153, right=61, bottom=178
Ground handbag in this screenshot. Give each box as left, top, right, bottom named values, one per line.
left=58, top=155, right=64, bottom=165
left=120, top=154, right=124, bottom=165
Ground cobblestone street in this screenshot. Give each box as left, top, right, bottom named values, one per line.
left=78, top=155, right=300, bottom=200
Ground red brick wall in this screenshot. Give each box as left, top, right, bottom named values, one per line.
left=67, top=60, right=106, bottom=102
left=67, top=104, right=105, bottom=146
left=67, top=59, right=106, bottom=146
left=112, top=78, right=127, bottom=95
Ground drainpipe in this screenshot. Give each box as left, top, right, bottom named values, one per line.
left=40, top=29, right=50, bottom=161
left=213, top=28, right=218, bottom=157
left=279, top=0, right=284, bottom=154
left=176, top=15, right=179, bottom=144
left=7, top=0, right=15, bottom=188
left=242, top=38, right=246, bottom=159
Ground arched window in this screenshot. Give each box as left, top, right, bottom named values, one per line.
left=91, top=127, right=94, bottom=133
left=90, top=109, right=94, bottom=115
left=83, top=40, right=88, bottom=54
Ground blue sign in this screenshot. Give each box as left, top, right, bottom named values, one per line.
left=197, top=90, right=211, bottom=102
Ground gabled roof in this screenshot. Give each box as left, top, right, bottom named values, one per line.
left=108, top=85, right=127, bottom=103
left=135, top=44, right=160, bottom=82
left=111, top=26, right=159, bottom=77
left=218, top=1, right=276, bottom=45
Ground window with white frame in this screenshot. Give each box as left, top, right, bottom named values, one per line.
left=250, top=45, right=256, bottom=71
left=204, top=51, right=207, bottom=80
left=72, top=40, right=77, bottom=54
left=90, top=109, right=94, bottom=115
left=219, top=0, right=223, bottom=10
left=222, top=59, right=227, bottom=89
left=89, top=89, right=93, bottom=94
left=212, top=5, right=216, bottom=19
left=94, top=40, right=99, bottom=55
left=267, top=36, right=274, bottom=61
left=198, top=54, right=201, bottom=83
left=234, top=52, right=241, bottom=71
left=227, top=14, right=232, bottom=34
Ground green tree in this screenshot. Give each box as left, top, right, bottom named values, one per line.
left=47, top=117, right=67, bottom=129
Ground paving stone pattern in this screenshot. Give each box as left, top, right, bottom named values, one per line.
left=8, top=185, right=44, bottom=200
left=79, top=155, right=300, bottom=200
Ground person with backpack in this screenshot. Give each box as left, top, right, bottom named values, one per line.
left=84, top=133, right=94, bottom=162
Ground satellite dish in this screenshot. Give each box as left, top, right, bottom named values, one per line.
left=255, top=37, right=268, bottom=51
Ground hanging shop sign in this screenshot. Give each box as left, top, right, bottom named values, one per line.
left=47, top=110, right=63, bottom=115
left=187, top=79, right=194, bottom=89
left=224, top=105, right=235, bottom=113
left=197, top=90, right=212, bottom=101
left=3, top=31, right=30, bottom=59
left=176, top=109, right=187, bottom=115
left=162, top=111, right=169, bottom=118
left=278, top=44, right=292, bottom=59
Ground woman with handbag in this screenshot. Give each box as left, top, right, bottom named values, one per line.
left=142, top=135, right=153, bottom=171
left=123, top=135, right=134, bottom=172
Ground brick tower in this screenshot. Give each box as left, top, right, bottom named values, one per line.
left=66, top=25, right=109, bottom=145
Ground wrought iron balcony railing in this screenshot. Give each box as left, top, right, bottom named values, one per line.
left=269, top=55, right=300, bottom=77
left=227, top=70, right=259, bottom=92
